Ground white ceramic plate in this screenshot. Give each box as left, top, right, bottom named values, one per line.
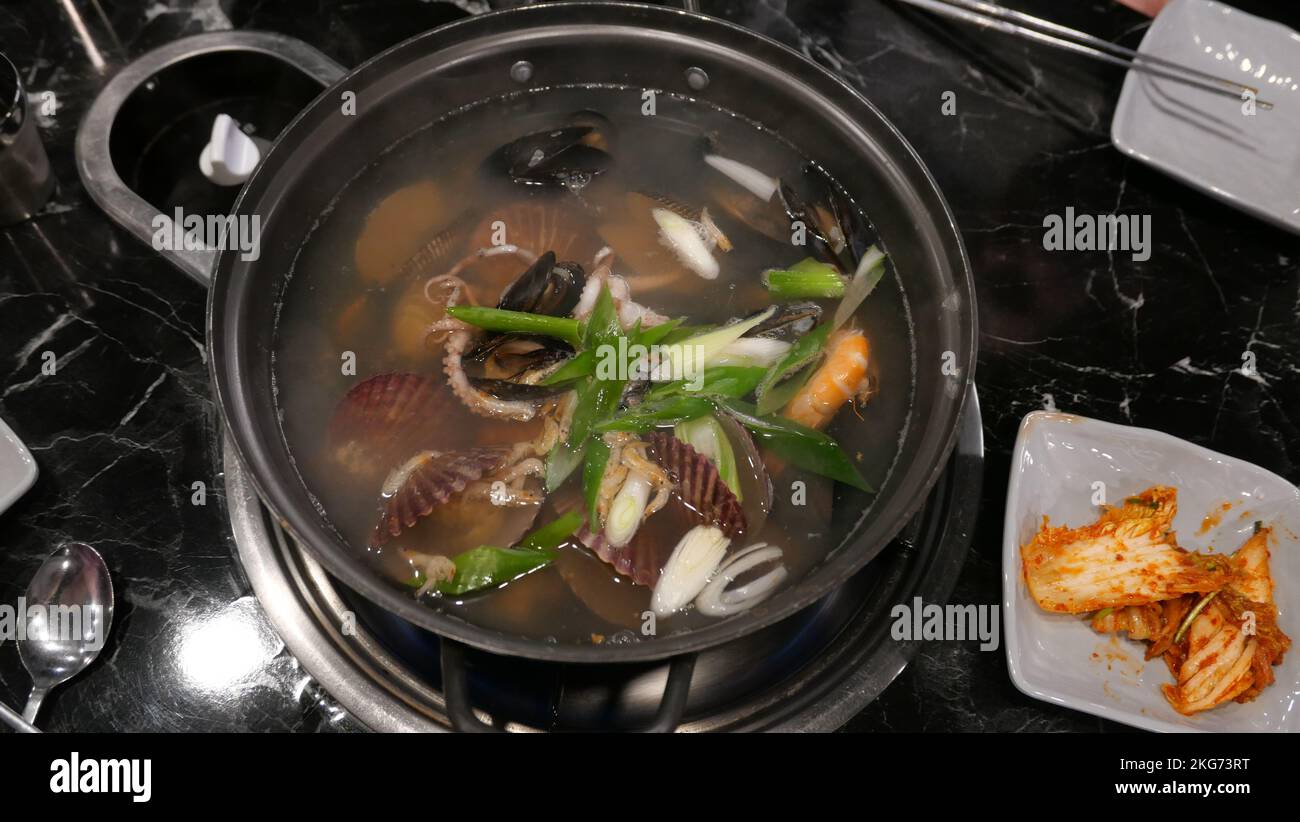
left=1112, top=0, right=1300, bottom=234
left=1002, top=411, right=1300, bottom=732
left=0, top=417, right=38, bottom=517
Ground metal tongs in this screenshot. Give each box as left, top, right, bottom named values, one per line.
left=896, top=0, right=1274, bottom=109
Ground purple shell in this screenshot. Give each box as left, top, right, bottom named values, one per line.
left=369, top=447, right=512, bottom=548
left=645, top=432, right=747, bottom=538
left=577, top=524, right=676, bottom=588
left=328, top=372, right=445, bottom=470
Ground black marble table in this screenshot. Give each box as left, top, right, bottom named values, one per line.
left=1, top=0, right=1296, bottom=732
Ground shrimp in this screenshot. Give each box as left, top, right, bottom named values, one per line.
left=782, top=329, right=871, bottom=430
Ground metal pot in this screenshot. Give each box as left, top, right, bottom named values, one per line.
left=78, top=2, right=976, bottom=730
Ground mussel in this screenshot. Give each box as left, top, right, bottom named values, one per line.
left=463, top=334, right=573, bottom=401
left=486, top=125, right=612, bottom=190
left=705, top=149, right=872, bottom=276
left=798, top=163, right=873, bottom=274
left=497, top=251, right=586, bottom=316
left=748, top=301, right=823, bottom=342
left=453, top=251, right=587, bottom=402
left=771, top=181, right=850, bottom=276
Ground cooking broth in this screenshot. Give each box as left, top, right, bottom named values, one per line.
left=274, top=86, right=915, bottom=644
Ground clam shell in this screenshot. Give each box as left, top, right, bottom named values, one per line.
left=328, top=373, right=444, bottom=475
left=646, top=432, right=747, bottom=538
left=578, top=523, right=673, bottom=588
left=370, top=447, right=514, bottom=548
left=467, top=200, right=597, bottom=263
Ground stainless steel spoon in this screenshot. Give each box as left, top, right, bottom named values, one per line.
left=17, top=542, right=114, bottom=724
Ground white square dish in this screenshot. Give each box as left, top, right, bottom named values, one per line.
left=0, top=416, right=38, bottom=517
left=1002, top=411, right=1300, bottom=732
left=1111, top=0, right=1300, bottom=234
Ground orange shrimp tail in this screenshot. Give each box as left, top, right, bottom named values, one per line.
left=783, top=330, right=870, bottom=430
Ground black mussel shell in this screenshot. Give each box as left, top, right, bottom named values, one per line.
left=777, top=181, right=851, bottom=275
left=748, top=301, right=823, bottom=342
left=487, top=126, right=612, bottom=189
left=466, top=377, right=571, bottom=401
left=498, top=251, right=586, bottom=316
left=464, top=333, right=573, bottom=401
left=467, top=334, right=572, bottom=377
left=800, top=163, right=874, bottom=273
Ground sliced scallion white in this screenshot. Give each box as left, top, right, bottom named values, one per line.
left=652, top=525, right=730, bottom=617
left=606, top=472, right=653, bottom=548
left=695, top=543, right=787, bottom=617
left=712, top=336, right=791, bottom=368
left=703, top=154, right=779, bottom=202
left=653, top=208, right=719, bottom=280
left=651, top=305, right=775, bottom=382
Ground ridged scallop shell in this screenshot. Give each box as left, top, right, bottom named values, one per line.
left=370, top=447, right=513, bottom=548
left=328, top=373, right=443, bottom=475
left=646, top=432, right=747, bottom=538
left=578, top=524, right=673, bottom=588
left=467, top=200, right=596, bottom=262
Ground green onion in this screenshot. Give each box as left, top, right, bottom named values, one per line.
left=412, top=512, right=584, bottom=595
left=660, top=324, right=710, bottom=344
left=545, top=285, right=630, bottom=490
left=675, top=415, right=741, bottom=501
left=595, top=396, right=714, bottom=433
left=445, top=305, right=583, bottom=347
left=656, top=306, right=775, bottom=381
left=583, top=282, right=621, bottom=348
left=606, top=472, right=653, bottom=547
left=757, top=363, right=813, bottom=415
left=717, top=399, right=872, bottom=492
left=547, top=373, right=620, bottom=490
left=645, top=365, right=767, bottom=403
left=437, top=546, right=555, bottom=596
left=541, top=349, right=597, bottom=385
left=634, top=318, right=685, bottom=347
left=516, top=511, right=584, bottom=553
left=583, top=438, right=611, bottom=531
left=755, top=324, right=831, bottom=415
left=540, top=319, right=689, bottom=387
left=763, top=259, right=846, bottom=299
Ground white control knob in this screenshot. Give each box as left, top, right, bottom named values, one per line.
left=198, top=114, right=261, bottom=186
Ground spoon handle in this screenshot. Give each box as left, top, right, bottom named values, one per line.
left=1, top=700, right=40, bottom=733
left=22, top=685, right=48, bottom=724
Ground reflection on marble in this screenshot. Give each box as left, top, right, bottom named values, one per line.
left=0, top=0, right=1297, bottom=732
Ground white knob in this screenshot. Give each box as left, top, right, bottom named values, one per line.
left=198, top=114, right=261, bottom=186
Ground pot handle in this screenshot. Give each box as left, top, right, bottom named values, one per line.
left=440, top=640, right=698, bottom=733
left=74, top=31, right=348, bottom=286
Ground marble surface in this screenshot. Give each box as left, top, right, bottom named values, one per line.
left=0, top=0, right=1297, bottom=732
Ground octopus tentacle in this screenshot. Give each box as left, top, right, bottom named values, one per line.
left=430, top=252, right=543, bottom=421
left=443, top=327, right=539, bottom=420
